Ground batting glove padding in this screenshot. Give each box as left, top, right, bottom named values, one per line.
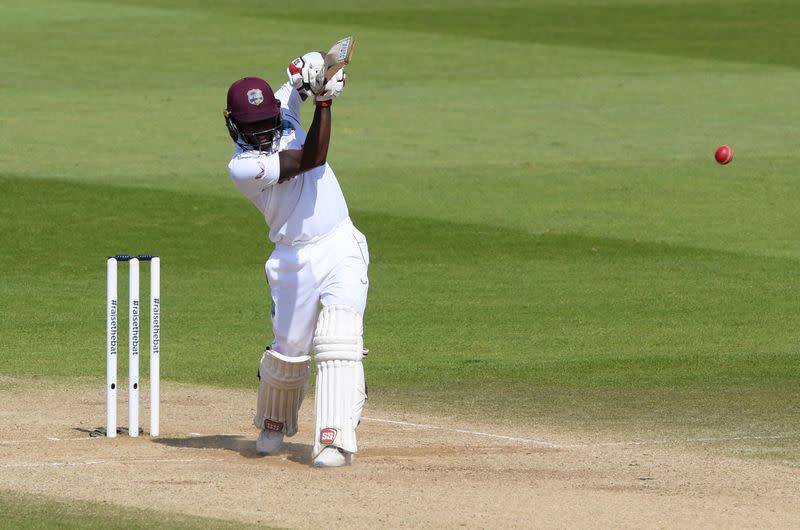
left=287, top=51, right=325, bottom=98
left=315, top=69, right=346, bottom=103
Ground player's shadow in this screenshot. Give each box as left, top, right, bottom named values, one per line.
left=152, top=435, right=312, bottom=463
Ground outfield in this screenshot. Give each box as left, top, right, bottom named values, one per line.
left=1, top=0, right=799, bottom=527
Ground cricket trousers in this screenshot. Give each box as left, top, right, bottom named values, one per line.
left=265, top=218, right=369, bottom=357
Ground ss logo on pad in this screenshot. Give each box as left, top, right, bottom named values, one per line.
left=320, top=428, right=337, bottom=444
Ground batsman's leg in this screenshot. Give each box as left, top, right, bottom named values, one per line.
left=259, top=244, right=319, bottom=454
left=254, top=348, right=311, bottom=454
left=312, top=304, right=366, bottom=467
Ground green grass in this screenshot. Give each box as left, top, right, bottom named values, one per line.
left=313, top=2, right=800, bottom=68
left=0, top=491, right=266, bottom=529
left=1, top=0, right=800, bottom=523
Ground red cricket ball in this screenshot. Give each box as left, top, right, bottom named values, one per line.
left=715, top=145, right=733, bottom=165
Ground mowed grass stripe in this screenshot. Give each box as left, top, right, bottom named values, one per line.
left=3, top=2, right=798, bottom=205
left=1, top=175, right=798, bottom=441
left=307, top=2, right=800, bottom=68
left=0, top=490, right=265, bottom=529
left=68, top=0, right=800, bottom=71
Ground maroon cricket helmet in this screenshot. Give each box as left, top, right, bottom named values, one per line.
left=225, top=77, right=281, bottom=124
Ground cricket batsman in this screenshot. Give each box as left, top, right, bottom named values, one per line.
left=223, top=48, right=369, bottom=467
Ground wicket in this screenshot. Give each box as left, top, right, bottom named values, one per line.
left=106, top=254, right=160, bottom=438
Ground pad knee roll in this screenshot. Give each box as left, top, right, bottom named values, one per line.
left=254, top=349, right=311, bottom=436
left=312, top=305, right=366, bottom=458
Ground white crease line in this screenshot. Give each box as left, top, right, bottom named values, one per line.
left=0, top=437, right=101, bottom=445
left=686, top=434, right=797, bottom=443
left=0, top=432, right=247, bottom=446
left=0, top=457, right=224, bottom=469
left=562, top=434, right=800, bottom=448
left=559, top=440, right=669, bottom=448
left=362, top=417, right=563, bottom=448
left=187, top=433, right=242, bottom=437
left=362, top=417, right=799, bottom=449
left=2, top=426, right=797, bottom=452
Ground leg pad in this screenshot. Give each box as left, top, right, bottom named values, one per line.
left=312, top=305, right=366, bottom=458
left=254, top=349, right=311, bottom=436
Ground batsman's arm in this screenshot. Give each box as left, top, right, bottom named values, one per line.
left=277, top=103, right=331, bottom=182
left=228, top=150, right=281, bottom=199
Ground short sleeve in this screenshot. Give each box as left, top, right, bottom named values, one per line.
left=228, top=150, right=281, bottom=198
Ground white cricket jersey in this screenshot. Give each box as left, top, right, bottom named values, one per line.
left=228, top=82, right=349, bottom=246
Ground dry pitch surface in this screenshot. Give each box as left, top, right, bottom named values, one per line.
left=1, top=375, right=798, bottom=528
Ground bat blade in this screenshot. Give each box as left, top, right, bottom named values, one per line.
left=323, top=36, right=356, bottom=82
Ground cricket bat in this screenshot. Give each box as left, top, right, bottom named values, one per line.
left=323, top=36, right=356, bottom=82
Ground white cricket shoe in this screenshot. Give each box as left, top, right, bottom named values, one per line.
left=256, top=430, right=284, bottom=455
left=313, top=447, right=354, bottom=467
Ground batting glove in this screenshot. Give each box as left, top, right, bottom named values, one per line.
left=287, top=51, right=325, bottom=99
left=315, top=69, right=346, bottom=106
